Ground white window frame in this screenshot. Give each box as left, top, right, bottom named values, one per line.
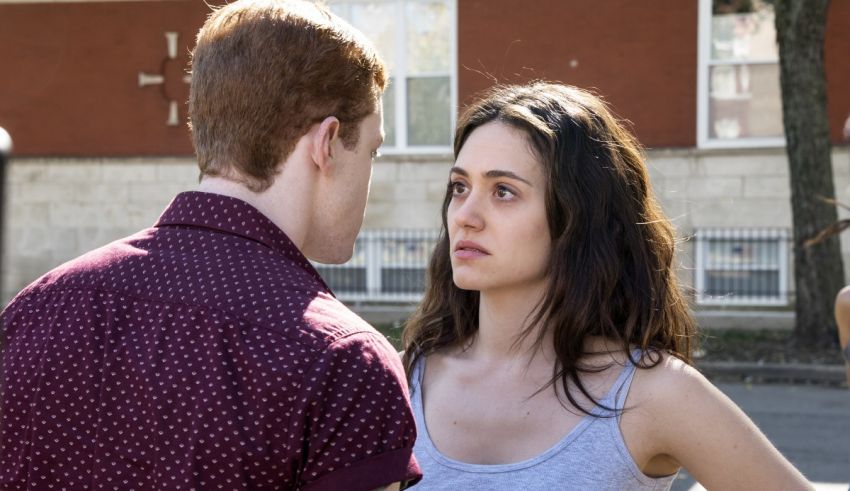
left=694, top=228, right=789, bottom=306
left=329, top=0, right=457, bottom=155
left=697, top=0, right=785, bottom=149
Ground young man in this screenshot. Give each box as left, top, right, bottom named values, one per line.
left=0, top=1, right=421, bottom=489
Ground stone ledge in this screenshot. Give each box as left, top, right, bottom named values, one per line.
left=695, top=310, right=795, bottom=330
left=699, top=361, right=847, bottom=387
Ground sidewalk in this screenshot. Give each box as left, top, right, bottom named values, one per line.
left=698, top=360, right=847, bottom=386
left=684, top=483, right=847, bottom=490
left=670, top=382, right=850, bottom=490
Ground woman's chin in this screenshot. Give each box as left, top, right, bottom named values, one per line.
left=452, top=273, right=488, bottom=292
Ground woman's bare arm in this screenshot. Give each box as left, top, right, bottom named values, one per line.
left=645, top=360, right=813, bottom=491
left=834, top=286, right=850, bottom=386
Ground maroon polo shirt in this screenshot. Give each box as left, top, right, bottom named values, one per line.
left=0, top=191, right=421, bottom=490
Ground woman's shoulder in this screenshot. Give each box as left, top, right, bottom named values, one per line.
left=630, top=350, right=713, bottom=408
left=625, top=351, right=727, bottom=451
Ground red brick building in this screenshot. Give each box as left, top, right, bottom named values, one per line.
left=1, top=0, right=849, bottom=320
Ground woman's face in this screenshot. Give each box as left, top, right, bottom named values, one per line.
left=447, top=121, right=552, bottom=294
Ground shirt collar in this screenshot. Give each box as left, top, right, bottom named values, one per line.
left=155, top=191, right=332, bottom=293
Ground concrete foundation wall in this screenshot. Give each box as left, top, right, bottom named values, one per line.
left=1, top=156, right=451, bottom=303
left=4, top=147, right=850, bottom=314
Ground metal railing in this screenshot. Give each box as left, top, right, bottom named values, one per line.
left=315, top=227, right=797, bottom=307
left=313, top=229, right=439, bottom=303
left=694, top=228, right=792, bottom=306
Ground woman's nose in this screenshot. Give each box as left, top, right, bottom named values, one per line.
left=452, top=192, right=484, bottom=230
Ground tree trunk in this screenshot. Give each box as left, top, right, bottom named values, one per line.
left=775, top=0, right=843, bottom=349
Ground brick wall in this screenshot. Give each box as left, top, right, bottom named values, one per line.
left=3, top=158, right=197, bottom=302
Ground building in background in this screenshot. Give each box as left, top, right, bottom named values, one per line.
left=1, top=0, right=849, bottom=326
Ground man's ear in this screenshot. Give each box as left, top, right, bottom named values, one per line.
left=311, top=116, right=341, bottom=173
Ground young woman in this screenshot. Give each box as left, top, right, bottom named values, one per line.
left=402, top=82, right=812, bottom=490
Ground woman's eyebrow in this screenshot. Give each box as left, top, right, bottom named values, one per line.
left=484, top=169, right=532, bottom=186
left=449, top=166, right=532, bottom=186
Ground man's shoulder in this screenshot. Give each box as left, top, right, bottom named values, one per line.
left=3, top=224, right=392, bottom=360
left=287, top=291, right=392, bottom=352
left=4, top=228, right=155, bottom=305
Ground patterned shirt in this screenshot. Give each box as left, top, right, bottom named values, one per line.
left=0, top=191, right=421, bottom=490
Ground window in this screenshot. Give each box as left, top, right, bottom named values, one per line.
left=328, top=0, right=456, bottom=153
left=314, top=229, right=439, bottom=302
left=694, top=228, right=790, bottom=306
left=697, top=0, right=785, bottom=148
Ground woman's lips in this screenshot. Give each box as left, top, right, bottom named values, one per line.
left=453, top=240, right=490, bottom=259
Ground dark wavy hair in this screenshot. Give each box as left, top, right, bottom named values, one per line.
left=402, top=82, right=697, bottom=414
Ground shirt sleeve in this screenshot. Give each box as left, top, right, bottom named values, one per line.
left=293, top=331, right=422, bottom=491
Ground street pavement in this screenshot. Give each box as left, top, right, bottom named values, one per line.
left=671, top=382, right=850, bottom=491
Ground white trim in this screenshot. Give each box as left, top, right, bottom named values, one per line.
left=395, top=0, right=408, bottom=149
left=697, top=0, right=785, bottom=149
left=696, top=0, right=712, bottom=149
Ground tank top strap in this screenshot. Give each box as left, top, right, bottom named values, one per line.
left=410, top=353, right=426, bottom=397
left=599, top=348, right=643, bottom=415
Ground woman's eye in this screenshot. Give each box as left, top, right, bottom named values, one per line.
left=495, top=184, right=515, bottom=199
left=450, top=181, right=467, bottom=196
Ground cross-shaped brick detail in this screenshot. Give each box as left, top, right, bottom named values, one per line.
left=138, top=32, right=191, bottom=127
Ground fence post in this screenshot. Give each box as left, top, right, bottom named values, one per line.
left=0, top=127, right=11, bottom=286
left=366, top=231, right=382, bottom=297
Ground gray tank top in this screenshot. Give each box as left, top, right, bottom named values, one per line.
left=408, top=350, right=678, bottom=490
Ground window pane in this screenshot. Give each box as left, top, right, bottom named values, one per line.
left=709, top=64, right=783, bottom=139
left=382, top=78, right=396, bottom=147
left=315, top=266, right=368, bottom=293
left=711, top=0, right=777, bottom=62
left=381, top=268, right=427, bottom=294
left=405, top=0, right=451, bottom=74
left=379, top=234, right=435, bottom=294
left=381, top=237, right=436, bottom=266
left=705, top=270, right=780, bottom=298
left=407, top=76, right=451, bottom=146
left=313, top=235, right=367, bottom=292
left=349, top=2, right=397, bottom=72
left=707, top=238, right=779, bottom=268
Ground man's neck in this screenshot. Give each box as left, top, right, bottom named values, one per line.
left=196, top=173, right=313, bottom=252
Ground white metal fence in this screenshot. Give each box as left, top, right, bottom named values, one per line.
left=313, top=229, right=439, bottom=303
left=315, top=228, right=796, bottom=307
